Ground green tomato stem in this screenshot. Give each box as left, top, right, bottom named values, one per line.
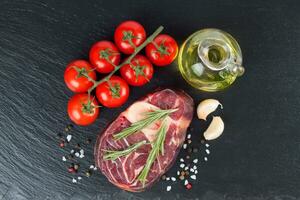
left=87, top=26, right=164, bottom=93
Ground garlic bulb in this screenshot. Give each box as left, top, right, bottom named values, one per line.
left=197, top=99, right=223, bottom=121
left=203, top=116, right=224, bottom=140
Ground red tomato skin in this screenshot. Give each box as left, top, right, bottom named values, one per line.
left=89, top=41, right=120, bottom=73
left=64, top=60, right=96, bottom=93
left=67, top=93, right=99, bottom=126
left=120, top=55, right=154, bottom=86
left=145, top=34, right=178, bottom=66
left=96, top=75, right=130, bottom=108
left=114, top=21, right=146, bottom=54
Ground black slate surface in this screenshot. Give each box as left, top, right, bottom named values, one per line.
left=0, top=0, right=300, bottom=199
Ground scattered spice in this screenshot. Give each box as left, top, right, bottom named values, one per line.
left=166, top=186, right=172, bottom=192
left=66, top=135, right=72, bottom=142
left=85, top=138, right=92, bottom=144
left=85, top=170, right=91, bottom=177
left=185, top=155, right=190, bottom=160
left=75, top=143, right=81, bottom=149
left=161, top=175, right=167, bottom=180
left=187, top=139, right=192, bottom=144
left=186, top=183, right=192, bottom=190
left=166, top=177, right=170, bottom=181
left=73, top=164, right=79, bottom=170
left=206, top=149, right=210, bottom=154
left=62, top=156, right=67, bottom=162
left=187, top=148, right=192, bottom=153
left=193, top=159, right=198, bottom=164
left=190, top=175, right=196, bottom=180
left=179, top=175, right=185, bottom=180
left=72, top=178, right=77, bottom=183
left=59, top=141, right=65, bottom=148
left=68, top=167, right=76, bottom=173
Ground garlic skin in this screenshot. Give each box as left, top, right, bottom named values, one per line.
left=203, top=116, right=224, bottom=140
left=197, top=99, right=223, bottom=121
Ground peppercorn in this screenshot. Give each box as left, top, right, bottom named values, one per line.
left=59, top=141, right=65, bottom=148
left=67, top=124, right=73, bottom=129
left=75, top=143, right=81, bottom=149
left=186, top=183, right=192, bottom=190
left=85, top=138, right=92, bottom=144
left=73, top=164, right=79, bottom=170
left=68, top=167, right=76, bottom=173
left=161, top=175, right=167, bottom=180
left=85, top=170, right=91, bottom=177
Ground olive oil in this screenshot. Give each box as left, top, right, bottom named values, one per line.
left=178, top=29, right=245, bottom=92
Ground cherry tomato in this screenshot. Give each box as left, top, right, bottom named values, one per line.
left=120, top=55, right=154, bottom=86
left=67, top=93, right=99, bottom=126
left=145, top=34, right=178, bottom=66
left=89, top=41, right=120, bottom=73
left=114, top=21, right=146, bottom=54
left=96, top=75, right=129, bottom=108
left=64, top=60, right=96, bottom=93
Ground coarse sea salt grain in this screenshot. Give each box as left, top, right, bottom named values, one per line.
left=193, top=159, right=198, bottom=164
left=166, top=177, right=170, bottom=181
left=90, top=165, right=95, bottom=169
left=205, top=143, right=209, bottom=147
left=70, top=149, right=75, bottom=154
left=204, top=157, right=208, bottom=161
left=94, top=167, right=97, bottom=171
left=190, top=168, right=195, bottom=173
left=193, top=165, right=197, bottom=170
left=195, top=170, right=198, bottom=174
left=177, top=171, right=180, bottom=176
left=62, top=156, right=66, bottom=162
left=79, top=154, right=85, bottom=158
left=184, top=180, right=189, bottom=185
left=166, top=186, right=172, bottom=191
left=183, top=144, right=187, bottom=149
left=206, top=149, right=210, bottom=154
left=180, top=158, right=184, bottom=162
left=180, top=163, right=185, bottom=168
left=72, top=178, right=77, bottom=183
left=171, top=177, right=176, bottom=181
left=190, top=175, right=196, bottom=180
left=80, top=149, right=84, bottom=154
left=184, top=166, right=189, bottom=170
left=77, top=176, right=82, bottom=180
left=66, top=135, right=72, bottom=142
left=187, top=134, right=191, bottom=139
left=75, top=152, right=80, bottom=157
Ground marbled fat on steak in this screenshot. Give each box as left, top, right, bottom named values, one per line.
left=94, top=89, right=194, bottom=192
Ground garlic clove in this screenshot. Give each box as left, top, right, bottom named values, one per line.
left=197, top=99, right=223, bottom=121
left=203, top=116, right=224, bottom=140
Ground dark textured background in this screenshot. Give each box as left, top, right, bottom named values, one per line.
left=0, top=0, right=300, bottom=199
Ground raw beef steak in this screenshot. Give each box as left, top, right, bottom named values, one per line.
left=94, top=88, right=194, bottom=192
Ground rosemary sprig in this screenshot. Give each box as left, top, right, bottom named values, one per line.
left=137, top=120, right=167, bottom=186
left=113, top=108, right=177, bottom=140
left=103, top=140, right=147, bottom=161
